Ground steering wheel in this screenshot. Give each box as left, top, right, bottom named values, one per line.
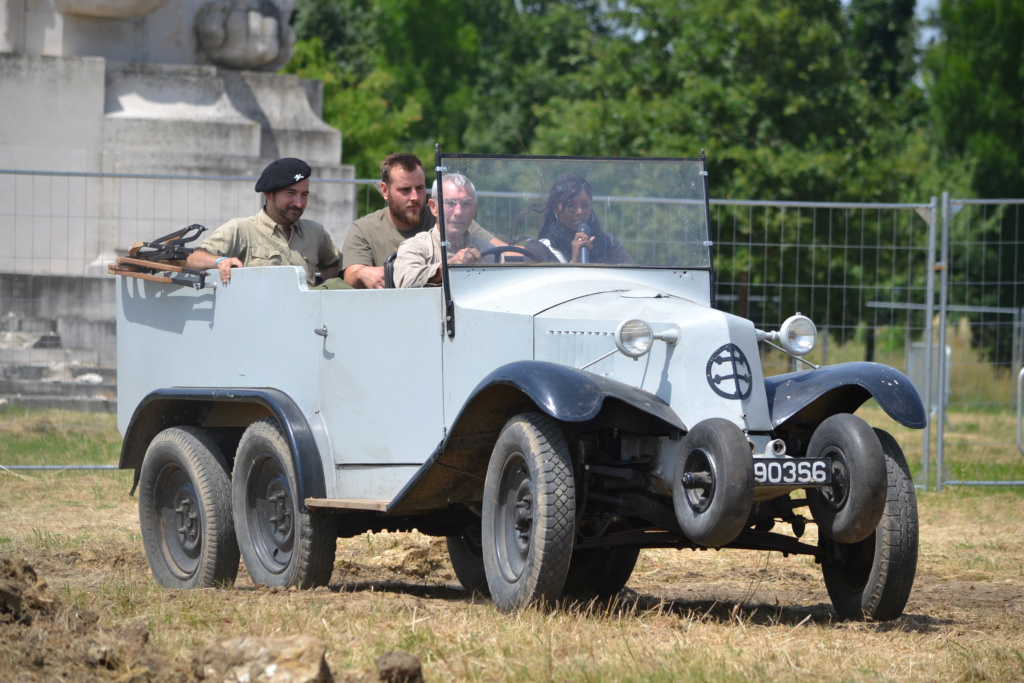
left=477, top=246, right=541, bottom=262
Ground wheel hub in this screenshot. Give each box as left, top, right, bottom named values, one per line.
left=681, top=448, right=716, bottom=513
left=819, top=446, right=850, bottom=510
left=514, top=494, right=533, bottom=540
left=266, top=483, right=293, bottom=544
left=173, top=491, right=200, bottom=552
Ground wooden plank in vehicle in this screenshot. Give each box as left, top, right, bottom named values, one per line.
left=116, top=256, right=188, bottom=272
left=108, top=264, right=175, bottom=284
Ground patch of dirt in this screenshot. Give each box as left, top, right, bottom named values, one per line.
left=0, top=556, right=188, bottom=682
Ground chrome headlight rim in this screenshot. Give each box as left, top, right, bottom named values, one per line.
left=778, top=314, right=817, bottom=356
left=615, top=318, right=654, bottom=359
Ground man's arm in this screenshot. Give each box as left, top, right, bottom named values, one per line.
left=340, top=222, right=385, bottom=288
left=320, top=263, right=340, bottom=280
left=316, top=233, right=341, bottom=281
left=343, top=263, right=384, bottom=289
left=185, top=249, right=242, bottom=285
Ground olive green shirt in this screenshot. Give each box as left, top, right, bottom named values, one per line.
left=198, top=209, right=339, bottom=287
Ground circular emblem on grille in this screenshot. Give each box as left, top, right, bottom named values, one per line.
left=706, top=343, right=753, bottom=400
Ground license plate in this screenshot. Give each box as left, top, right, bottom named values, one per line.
left=753, top=457, right=832, bottom=485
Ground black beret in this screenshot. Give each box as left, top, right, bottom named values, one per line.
left=255, top=158, right=312, bottom=193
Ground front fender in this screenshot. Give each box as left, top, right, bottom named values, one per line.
left=473, top=360, right=686, bottom=428
left=764, top=362, right=927, bottom=431
left=386, top=360, right=685, bottom=514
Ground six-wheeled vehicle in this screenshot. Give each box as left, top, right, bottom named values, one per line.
left=114, top=152, right=925, bottom=620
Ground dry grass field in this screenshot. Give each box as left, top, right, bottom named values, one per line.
left=2, top=410, right=1023, bottom=681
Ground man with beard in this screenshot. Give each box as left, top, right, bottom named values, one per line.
left=394, top=173, right=496, bottom=287
left=341, top=153, right=499, bottom=289
left=186, top=158, right=340, bottom=287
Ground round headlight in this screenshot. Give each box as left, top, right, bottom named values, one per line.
left=615, top=319, right=654, bottom=358
left=779, top=315, right=817, bottom=356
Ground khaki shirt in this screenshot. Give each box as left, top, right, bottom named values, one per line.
left=394, top=227, right=494, bottom=288
left=342, top=208, right=495, bottom=272
left=198, top=209, right=339, bottom=287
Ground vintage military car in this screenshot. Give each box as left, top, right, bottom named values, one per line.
left=114, top=152, right=925, bottom=620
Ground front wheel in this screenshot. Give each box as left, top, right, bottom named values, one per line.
left=482, top=413, right=576, bottom=611
left=820, top=428, right=919, bottom=621
left=232, top=418, right=336, bottom=589
left=138, top=426, right=239, bottom=589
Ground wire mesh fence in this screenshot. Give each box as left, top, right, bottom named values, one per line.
left=1, top=169, right=1022, bottom=488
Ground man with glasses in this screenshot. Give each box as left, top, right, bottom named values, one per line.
left=341, top=153, right=500, bottom=289
left=393, top=173, right=496, bottom=287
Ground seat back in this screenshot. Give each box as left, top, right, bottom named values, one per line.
left=383, top=252, right=397, bottom=288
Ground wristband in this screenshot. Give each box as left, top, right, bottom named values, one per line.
left=215, top=257, right=226, bottom=264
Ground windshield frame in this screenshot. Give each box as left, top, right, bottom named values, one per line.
left=433, top=150, right=714, bottom=336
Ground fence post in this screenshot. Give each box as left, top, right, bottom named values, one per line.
left=921, top=196, right=939, bottom=492
left=935, top=192, right=952, bottom=492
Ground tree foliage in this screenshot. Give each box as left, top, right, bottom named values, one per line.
left=925, top=0, right=1024, bottom=199
left=285, top=0, right=1021, bottom=358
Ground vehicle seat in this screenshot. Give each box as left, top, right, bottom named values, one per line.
left=383, top=252, right=397, bottom=289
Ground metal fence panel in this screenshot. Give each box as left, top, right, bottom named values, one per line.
left=936, top=196, right=1024, bottom=489
left=3, top=168, right=1023, bottom=489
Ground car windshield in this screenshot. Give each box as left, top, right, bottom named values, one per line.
left=437, top=154, right=711, bottom=269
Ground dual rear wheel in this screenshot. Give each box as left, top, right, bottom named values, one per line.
left=138, top=419, right=335, bottom=590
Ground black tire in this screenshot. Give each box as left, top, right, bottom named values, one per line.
left=138, top=426, right=239, bottom=589
left=232, top=418, right=336, bottom=589
left=482, top=413, right=576, bottom=611
left=562, top=546, right=641, bottom=598
left=805, top=413, right=887, bottom=544
left=821, top=428, right=919, bottom=621
left=446, top=523, right=489, bottom=595
left=672, top=418, right=754, bottom=547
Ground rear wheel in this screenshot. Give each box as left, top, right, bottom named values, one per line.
left=232, top=418, right=336, bottom=588
left=446, top=522, right=489, bottom=595
left=673, top=418, right=754, bottom=547
left=138, top=426, right=239, bottom=589
left=820, top=428, right=918, bottom=621
left=562, top=546, right=640, bottom=598
left=806, top=414, right=887, bottom=544
left=482, top=413, right=575, bottom=611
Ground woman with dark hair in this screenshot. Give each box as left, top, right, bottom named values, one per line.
left=528, top=173, right=635, bottom=264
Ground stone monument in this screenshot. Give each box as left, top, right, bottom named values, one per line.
left=0, top=0, right=355, bottom=410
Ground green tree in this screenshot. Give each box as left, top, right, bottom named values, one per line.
left=283, top=36, right=421, bottom=179
left=925, top=0, right=1024, bottom=198
left=923, top=0, right=1024, bottom=364
left=848, top=0, right=918, bottom=99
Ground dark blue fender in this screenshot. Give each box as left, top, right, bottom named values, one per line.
left=120, top=387, right=326, bottom=511
left=763, top=361, right=927, bottom=431
left=386, top=360, right=685, bottom=514
left=471, top=360, right=686, bottom=428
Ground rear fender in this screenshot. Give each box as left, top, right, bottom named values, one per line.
left=764, top=362, right=927, bottom=435
left=386, top=360, right=685, bottom=514
left=119, top=388, right=326, bottom=510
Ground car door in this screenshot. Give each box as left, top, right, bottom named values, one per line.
left=317, top=288, right=445, bottom=501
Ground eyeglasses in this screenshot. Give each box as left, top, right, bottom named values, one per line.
left=442, top=198, right=476, bottom=209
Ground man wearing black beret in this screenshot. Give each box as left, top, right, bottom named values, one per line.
left=186, top=158, right=341, bottom=286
